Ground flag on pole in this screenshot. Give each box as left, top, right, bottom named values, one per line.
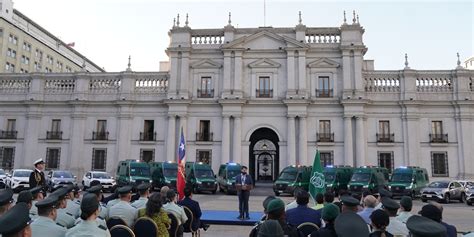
left=309, top=150, right=325, bottom=202
left=177, top=127, right=186, bottom=201
left=66, top=42, right=75, bottom=47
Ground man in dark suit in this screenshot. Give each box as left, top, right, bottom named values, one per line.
left=178, top=186, right=209, bottom=231
left=286, top=189, right=322, bottom=227
left=29, top=159, right=46, bottom=195
left=235, top=166, right=253, bottom=220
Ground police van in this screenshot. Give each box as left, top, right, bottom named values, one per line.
left=273, top=165, right=312, bottom=196
left=389, top=166, right=429, bottom=198
left=348, top=166, right=389, bottom=194
left=116, top=160, right=151, bottom=187
left=217, top=163, right=241, bottom=195
left=185, top=162, right=217, bottom=194
left=324, top=165, right=354, bottom=195
left=149, top=161, right=177, bottom=190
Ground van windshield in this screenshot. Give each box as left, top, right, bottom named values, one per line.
left=163, top=167, right=177, bottom=177
left=130, top=166, right=150, bottom=176
left=351, top=173, right=370, bottom=182
left=195, top=169, right=214, bottom=178
left=428, top=182, right=448, bottom=188
left=324, top=172, right=335, bottom=182
left=227, top=170, right=240, bottom=179
left=279, top=171, right=297, bottom=181
left=391, top=173, right=412, bottom=182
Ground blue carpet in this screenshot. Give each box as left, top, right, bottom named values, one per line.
left=201, top=210, right=264, bottom=226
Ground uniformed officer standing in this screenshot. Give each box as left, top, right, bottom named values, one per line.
left=131, top=183, right=150, bottom=209
left=66, top=193, right=110, bottom=237
left=0, top=188, right=14, bottom=216
left=406, top=215, right=447, bottom=237
left=30, top=193, right=66, bottom=237
left=107, top=186, right=138, bottom=226
left=28, top=159, right=46, bottom=195
left=334, top=211, right=370, bottom=237
left=87, top=185, right=108, bottom=219
left=29, top=187, right=43, bottom=218
left=63, top=185, right=80, bottom=219
left=52, top=187, right=76, bottom=229
left=340, top=195, right=360, bottom=213
left=16, top=189, right=35, bottom=219
left=0, top=203, right=32, bottom=237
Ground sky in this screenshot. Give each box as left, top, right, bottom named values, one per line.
left=13, top=0, right=473, bottom=72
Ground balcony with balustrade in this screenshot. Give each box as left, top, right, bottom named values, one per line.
left=317, top=132, right=334, bottom=143
left=197, top=89, right=214, bottom=98
left=196, top=132, right=213, bottom=142
left=46, top=131, right=63, bottom=140
left=0, top=130, right=17, bottom=140
left=92, top=131, right=109, bottom=141
left=430, top=133, right=448, bottom=143
left=139, top=132, right=156, bottom=142
left=256, top=89, right=273, bottom=98
left=316, top=89, right=333, bottom=98
left=376, top=133, right=394, bottom=143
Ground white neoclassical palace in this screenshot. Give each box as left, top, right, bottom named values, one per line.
left=0, top=13, right=472, bottom=181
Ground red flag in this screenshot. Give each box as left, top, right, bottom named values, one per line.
left=177, top=127, right=186, bottom=200
left=66, top=42, right=75, bottom=47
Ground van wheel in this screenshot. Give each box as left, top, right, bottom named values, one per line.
left=421, top=198, right=427, bottom=203
left=275, top=192, right=280, bottom=196
left=193, top=186, right=199, bottom=194
left=467, top=200, right=472, bottom=206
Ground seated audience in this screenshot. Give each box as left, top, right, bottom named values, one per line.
left=286, top=190, right=321, bottom=227
left=357, top=195, right=377, bottom=224
left=369, top=209, right=393, bottom=237
left=310, top=203, right=340, bottom=237
left=138, top=192, right=171, bottom=237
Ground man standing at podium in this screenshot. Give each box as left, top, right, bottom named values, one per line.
left=236, top=166, right=253, bottom=220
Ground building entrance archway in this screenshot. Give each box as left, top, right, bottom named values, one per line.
left=249, top=128, right=279, bottom=181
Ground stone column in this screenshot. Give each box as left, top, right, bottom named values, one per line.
left=233, top=52, right=243, bottom=94
left=166, top=115, right=176, bottom=161
left=232, top=116, right=242, bottom=164
left=221, top=115, right=231, bottom=164
left=180, top=52, right=190, bottom=98
left=343, top=116, right=353, bottom=166
left=22, top=111, right=41, bottom=168
left=286, top=51, right=296, bottom=95
left=298, top=51, right=307, bottom=95
left=116, top=114, right=132, bottom=165
left=287, top=116, right=296, bottom=165
left=355, top=116, right=366, bottom=166
left=222, top=51, right=232, bottom=95
left=406, top=117, right=420, bottom=166
left=68, top=114, right=85, bottom=176
left=298, top=116, right=308, bottom=165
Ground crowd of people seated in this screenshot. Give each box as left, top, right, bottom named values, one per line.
left=0, top=183, right=208, bottom=237
left=251, top=188, right=462, bottom=237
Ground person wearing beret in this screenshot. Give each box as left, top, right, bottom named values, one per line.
left=17, top=190, right=34, bottom=219
left=0, top=188, right=14, bottom=216
left=257, top=219, right=284, bottom=237
left=87, top=184, right=108, bottom=219
left=334, top=211, right=370, bottom=237
left=310, top=203, right=340, bottom=237
left=369, top=209, right=393, bottom=237
left=381, top=197, right=408, bottom=236
left=340, top=195, right=360, bottom=213
left=286, top=189, right=321, bottom=228
left=52, top=187, right=76, bottom=228
left=266, top=198, right=303, bottom=237
left=396, top=196, right=413, bottom=224
left=64, top=185, right=80, bottom=219
left=406, top=215, right=447, bottom=237
left=419, top=203, right=457, bottom=237
left=131, top=183, right=150, bottom=209
left=28, top=159, right=46, bottom=195
left=107, top=186, right=138, bottom=227
left=30, top=194, right=67, bottom=237
left=29, top=187, right=43, bottom=218
left=375, top=189, right=392, bottom=210
left=0, top=203, right=32, bottom=237
left=66, top=193, right=110, bottom=237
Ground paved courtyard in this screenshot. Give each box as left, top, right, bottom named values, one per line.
left=191, top=183, right=474, bottom=237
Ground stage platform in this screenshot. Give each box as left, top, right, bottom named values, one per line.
left=201, top=210, right=264, bottom=226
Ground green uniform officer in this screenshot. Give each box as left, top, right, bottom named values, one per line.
left=87, top=185, right=108, bottom=219
left=334, top=211, right=370, bottom=237
left=52, top=187, right=76, bottom=229
left=64, top=185, right=80, bottom=219
left=66, top=193, right=110, bottom=237
left=107, top=186, right=138, bottom=226
left=30, top=193, right=67, bottom=237
left=406, top=215, right=447, bottom=237
left=0, top=203, right=32, bottom=236
left=0, top=188, right=14, bottom=216
left=29, top=187, right=43, bottom=219
left=131, top=183, right=150, bottom=209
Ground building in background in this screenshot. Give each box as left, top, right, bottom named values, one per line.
left=465, top=57, right=474, bottom=70
left=0, top=12, right=472, bottom=182
left=0, top=0, right=104, bottom=73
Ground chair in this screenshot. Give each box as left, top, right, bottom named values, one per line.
left=110, top=224, right=135, bottom=237
left=107, top=216, right=128, bottom=229
left=297, top=222, right=319, bottom=236
left=133, top=217, right=158, bottom=237
left=182, top=206, right=200, bottom=237
left=167, top=212, right=180, bottom=237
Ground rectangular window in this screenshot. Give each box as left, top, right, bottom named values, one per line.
left=431, top=152, right=448, bottom=177
left=92, top=149, right=107, bottom=171
left=430, top=121, right=446, bottom=142
left=431, top=121, right=443, bottom=134
left=196, top=150, right=212, bottom=166
left=45, top=148, right=60, bottom=169
left=378, top=152, right=394, bottom=172
left=21, top=55, right=29, bottom=65
left=93, top=120, right=108, bottom=140
left=0, top=147, right=15, bottom=169
left=140, top=149, right=155, bottom=163
left=141, top=120, right=155, bottom=141
left=5, top=62, right=14, bottom=72
left=377, top=120, right=393, bottom=142
left=257, top=76, right=272, bottom=98
left=317, top=76, right=332, bottom=97
left=8, top=34, right=17, bottom=45
left=198, top=77, right=213, bottom=98
left=320, top=151, right=334, bottom=167
left=197, top=120, right=212, bottom=141
left=7, top=48, right=16, bottom=58
left=47, top=119, right=62, bottom=140
left=51, top=119, right=61, bottom=132
left=22, top=42, right=31, bottom=51
left=318, top=120, right=333, bottom=142
left=6, top=119, right=16, bottom=131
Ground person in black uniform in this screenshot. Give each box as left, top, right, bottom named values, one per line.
left=29, top=159, right=46, bottom=195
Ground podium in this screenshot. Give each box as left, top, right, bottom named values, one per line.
left=235, top=184, right=253, bottom=191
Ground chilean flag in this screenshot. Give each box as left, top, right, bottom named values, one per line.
left=177, top=127, right=186, bottom=200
